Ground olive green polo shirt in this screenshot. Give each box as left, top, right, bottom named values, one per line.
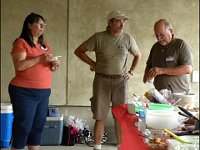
left=146, top=38, right=193, bottom=92
left=84, top=30, right=140, bottom=75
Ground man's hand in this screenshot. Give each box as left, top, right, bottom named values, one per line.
left=123, top=71, right=133, bottom=80
left=90, top=66, right=95, bottom=72
left=148, top=67, right=163, bottom=78
left=143, top=73, right=149, bottom=83
left=143, top=67, right=163, bottom=83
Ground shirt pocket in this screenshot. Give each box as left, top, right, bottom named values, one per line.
left=165, top=56, right=178, bottom=67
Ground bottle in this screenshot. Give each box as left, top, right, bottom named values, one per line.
left=149, top=88, right=168, bottom=104
left=144, top=79, right=154, bottom=102
left=138, top=110, right=146, bottom=133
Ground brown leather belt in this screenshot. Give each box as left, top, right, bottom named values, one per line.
left=96, top=73, right=122, bottom=79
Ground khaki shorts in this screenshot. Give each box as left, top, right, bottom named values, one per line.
left=90, top=74, right=127, bottom=120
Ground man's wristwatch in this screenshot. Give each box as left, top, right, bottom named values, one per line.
left=128, top=70, right=134, bottom=75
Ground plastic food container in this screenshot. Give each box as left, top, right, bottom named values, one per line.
left=135, top=103, right=174, bottom=112
left=146, top=110, right=179, bottom=129
left=146, top=140, right=169, bottom=150
left=127, top=102, right=136, bottom=114
left=144, top=129, right=170, bottom=138
left=143, top=129, right=170, bottom=150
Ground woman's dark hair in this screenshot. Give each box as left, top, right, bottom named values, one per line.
left=14, top=12, right=46, bottom=47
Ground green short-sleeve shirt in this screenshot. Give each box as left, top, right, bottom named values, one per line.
left=84, top=30, right=140, bottom=75
left=146, top=38, right=193, bottom=92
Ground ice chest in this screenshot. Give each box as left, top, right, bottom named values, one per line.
left=40, top=114, right=63, bottom=145
left=1, top=103, right=14, bottom=148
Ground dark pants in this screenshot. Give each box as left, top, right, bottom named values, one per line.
left=8, top=84, right=51, bottom=149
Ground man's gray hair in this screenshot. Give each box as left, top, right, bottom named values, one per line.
left=155, top=19, right=173, bottom=30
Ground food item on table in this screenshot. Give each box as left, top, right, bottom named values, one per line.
left=149, top=137, right=167, bottom=144
left=144, top=91, right=153, bottom=101
left=148, top=137, right=168, bottom=150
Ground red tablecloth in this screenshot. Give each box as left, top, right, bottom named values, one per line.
left=112, top=104, right=149, bottom=150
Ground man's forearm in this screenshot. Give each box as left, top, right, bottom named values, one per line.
left=162, top=65, right=192, bottom=75
left=74, top=43, right=96, bottom=67
left=75, top=52, right=95, bottom=67
left=129, top=53, right=141, bottom=71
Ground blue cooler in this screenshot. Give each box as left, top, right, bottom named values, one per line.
left=1, top=103, right=14, bottom=148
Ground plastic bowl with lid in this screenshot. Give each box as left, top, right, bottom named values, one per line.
left=146, top=110, right=179, bottom=130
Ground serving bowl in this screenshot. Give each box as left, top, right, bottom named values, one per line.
left=173, top=93, right=196, bottom=109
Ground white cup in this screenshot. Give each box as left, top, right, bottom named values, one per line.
left=127, top=103, right=136, bottom=114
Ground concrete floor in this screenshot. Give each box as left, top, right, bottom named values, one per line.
left=1, top=143, right=117, bottom=150
left=0, top=136, right=117, bottom=150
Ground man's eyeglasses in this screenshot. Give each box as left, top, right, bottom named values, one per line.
left=154, top=30, right=168, bottom=39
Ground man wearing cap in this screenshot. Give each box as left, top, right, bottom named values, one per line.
left=74, top=10, right=141, bottom=150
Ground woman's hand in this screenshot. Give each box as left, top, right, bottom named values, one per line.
left=51, top=59, right=60, bottom=71
left=36, top=54, right=53, bottom=63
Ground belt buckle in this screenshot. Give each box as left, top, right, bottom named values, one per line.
left=110, top=75, right=119, bottom=79
left=109, top=75, right=113, bottom=79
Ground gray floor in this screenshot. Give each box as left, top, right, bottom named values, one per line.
left=1, top=143, right=117, bottom=150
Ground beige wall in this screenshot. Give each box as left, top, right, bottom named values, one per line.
left=1, top=0, right=68, bottom=105
left=1, top=0, right=199, bottom=106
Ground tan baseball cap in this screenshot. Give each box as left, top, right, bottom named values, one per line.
left=107, top=11, right=129, bottom=21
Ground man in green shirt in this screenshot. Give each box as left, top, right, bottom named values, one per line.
left=75, top=10, right=141, bottom=150
left=143, top=19, right=193, bottom=93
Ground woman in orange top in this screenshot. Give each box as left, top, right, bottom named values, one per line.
left=8, top=12, right=60, bottom=150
